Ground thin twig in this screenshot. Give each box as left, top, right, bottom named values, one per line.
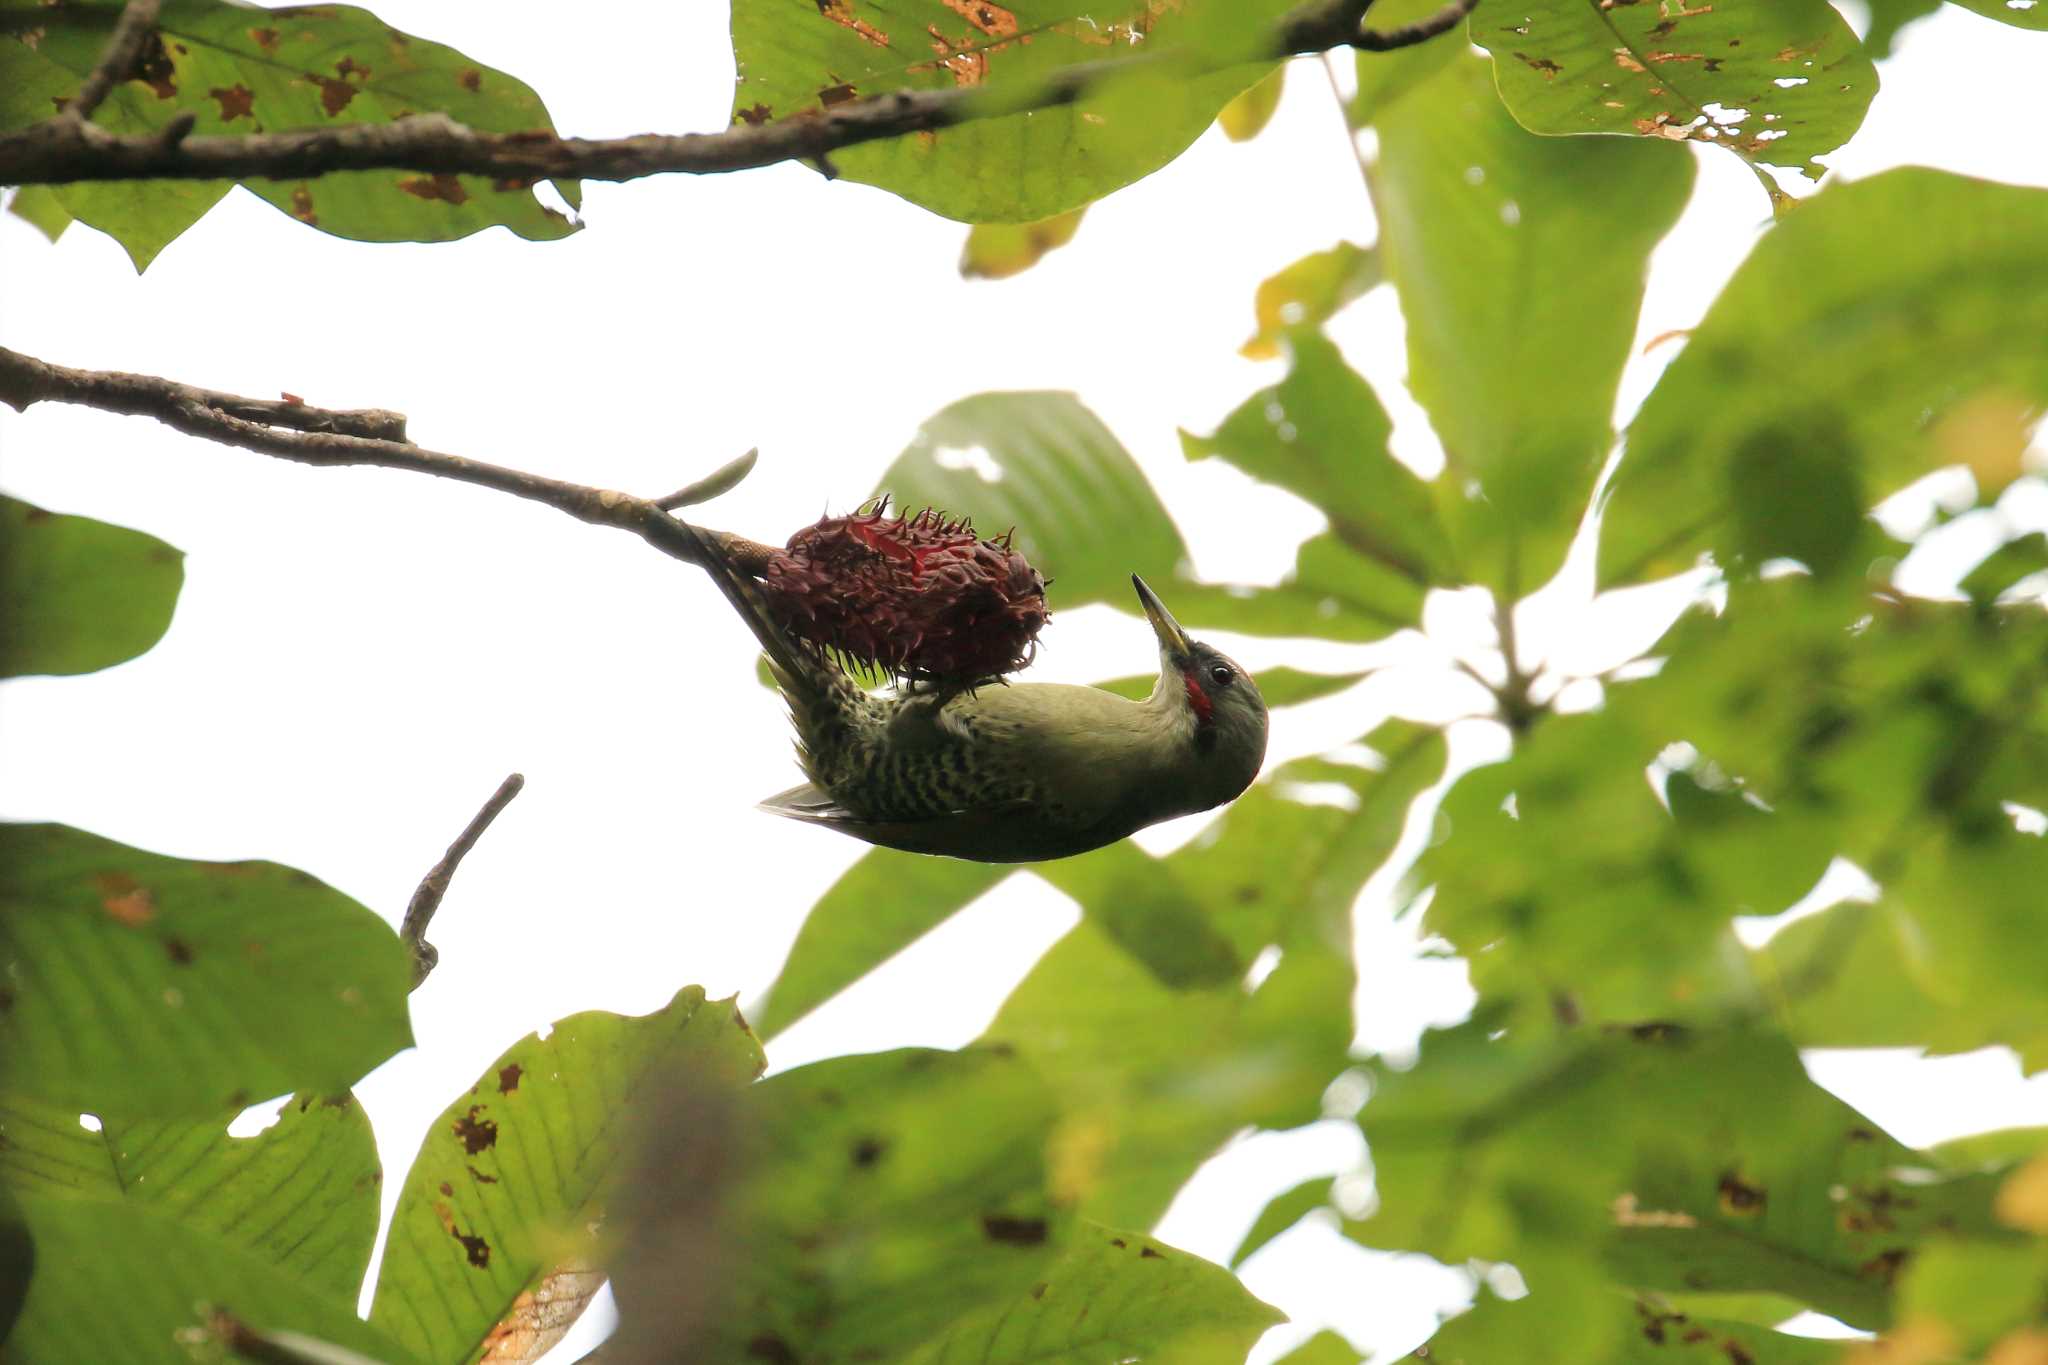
left=0, top=348, right=406, bottom=440
left=403, top=773, right=525, bottom=989
left=0, top=0, right=1478, bottom=189
left=62, top=0, right=161, bottom=126
left=209, top=1310, right=389, bottom=1365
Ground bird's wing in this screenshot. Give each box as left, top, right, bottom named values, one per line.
left=757, top=783, right=1050, bottom=862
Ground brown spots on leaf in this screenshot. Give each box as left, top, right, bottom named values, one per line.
left=498, top=1064, right=523, bottom=1094
left=851, top=1136, right=886, bottom=1168
left=163, top=937, right=194, bottom=966
left=922, top=27, right=986, bottom=85
left=478, top=1265, right=604, bottom=1363
left=439, top=1181, right=455, bottom=1196
left=1139, top=1245, right=1164, bottom=1259
left=1030, top=1282, right=1047, bottom=1299
left=310, top=75, right=356, bottom=116
left=982, top=1213, right=1049, bottom=1245
left=129, top=33, right=178, bottom=99
left=468, top=1164, right=499, bottom=1184
left=1858, top=1248, right=1909, bottom=1285
left=0, top=987, right=14, bottom=1014
left=1703, top=56, right=1722, bottom=72
left=735, top=103, right=773, bottom=125
left=458, top=68, right=482, bottom=92
left=452, top=1105, right=498, bottom=1154
left=491, top=177, right=536, bottom=193
left=335, top=56, right=372, bottom=82
left=942, top=0, right=1019, bottom=39
left=398, top=173, right=470, bottom=204
left=816, top=0, right=891, bottom=47
left=1514, top=52, right=1563, bottom=77
left=1716, top=1172, right=1765, bottom=1216
left=456, top=1229, right=491, bottom=1267
left=209, top=85, right=255, bottom=121
left=1647, top=49, right=1706, bottom=63
left=1612, top=48, right=1648, bottom=73
left=748, top=1333, right=799, bottom=1364
left=95, top=873, right=157, bottom=926
left=249, top=27, right=280, bottom=51
left=818, top=82, right=860, bottom=107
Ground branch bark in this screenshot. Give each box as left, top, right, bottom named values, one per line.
left=0, top=0, right=1477, bottom=189
left=404, top=773, right=526, bottom=989
left=0, top=344, right=782, bottom=575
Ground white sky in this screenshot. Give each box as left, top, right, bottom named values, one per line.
left=5, top=4, right=2048, bottom=1360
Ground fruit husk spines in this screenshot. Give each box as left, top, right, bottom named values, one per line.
left=759, top=500, right=1049, bottom=687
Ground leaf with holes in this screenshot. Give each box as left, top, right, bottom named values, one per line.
left=0, top=823, right=411, bottom=1117
left=728, top=0, right=1288, bottom=222
left=1373, top=54, right=1694, bottom=597
left=0, top=496, right=184, bottom=679
left=368, top=987, right=763, bottom=1365
left=0, top=1090, right=381, bottom=1300
left=1601, top=169, right=2048, bottom=587
left=7, top=1193, right=422, bottom=1365
left=703, top=1046, right=1068, bottom=1361
left=1420, top=1284, right=1840, bottom=1364
left=875, top=390, right=1404, bottom=639
left=1470, top=0, right=1875, bottom=200
left=10, top=0, right=578, bottom=268
left=905, top=1222, right=1282, bottom=1363
left=1946, top=0, right=2048, bottom=30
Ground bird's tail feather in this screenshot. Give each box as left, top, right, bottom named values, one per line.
left=672, top=518, right=843, bottom=729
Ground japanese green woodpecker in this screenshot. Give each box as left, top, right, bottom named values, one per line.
left=689, top=528, right=1269, bottom=863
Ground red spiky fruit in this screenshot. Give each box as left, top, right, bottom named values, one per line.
left=759, top=499, right=1048, bottom=685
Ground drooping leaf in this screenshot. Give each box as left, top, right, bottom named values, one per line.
left=1863, top=0, right=1944, bottom=56
left=874, top=390, right=1403, bottom=639
left=752, top=851, right=1011, bottom=1039
left=0, top=1090, right=381, bottom=1300
left=0, top=823, right=412, bottom=1117
left=1184, top=330, right=1455, bottom=596
left=961, top=208, right=1087, bottom=279
left=1470, top=0, right=1875, bottom=198
left=1240, top=241, right=1382, bottom=360
left=0, top=496, right=183, bottom=679
left=905, top=1222, right=1284, bottom=1363
left=1373, top=54, right=1694, bottom=597
left=6, top=186, right=73, bottom=243
left=1601, top=170, right=2048, bottom=586
left=7, top=1193, right=423, bottom=1365
left=727, top=0, right=1287, bottom=221
left=1218, top=64, right=1286, bottom=141
left=705, top=1046, right=1069, bottom=1362
left=369, top=987, right=762, bottom=1365
left=11, top=0, right=579, bottom=268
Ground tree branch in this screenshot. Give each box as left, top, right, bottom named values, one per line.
left=0, top=0, right=1478, bottom=189
left=0, top=344, right=782, bottom=574
left=403, top=773, right=525, bottom=989
left=62, top=0, right=161, bottom=126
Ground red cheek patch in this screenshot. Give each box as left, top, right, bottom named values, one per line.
left=1183, top=671, right=1214, bottom=724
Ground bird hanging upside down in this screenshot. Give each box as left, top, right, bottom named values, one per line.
left=682, top=516, right=1268, bottom=863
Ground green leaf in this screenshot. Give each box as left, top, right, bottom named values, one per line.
left=0, top=496, right=184, bottom=678
left=8, top=1193, right=423, bottom=1365
left=1090, top=665, right=1367, bottom=707
left=1230, top=1175, right=1331, bottom=1268
left=1863, top=0, right=1944, bottom=57
left=727, top=0, right=1287, bottom=221
left=1421, top=1286, right=1840, bottom=1365
left=1183, top=330, right=1455, bottom=596
left=1602, top=170, right=2048, bottom=586
left=0, top=1091, right=381, bottom=1300
left=1373, top=54, right=1694, bottom=596
left=1946, top=0, right=2048, bottom=29
left=6, top=187, right=72, bottom=243
left=1895, top=1239, right=2048, bottom=1353
left=17, top=0, right=579, bottom=267
left=1219, top=63, right=1286, bottom=141
left=905, top=1221, right=1284, bottom=1363
left=985, top=725, right=1444, bottom=1226
left=1348, top=0, right=1464, bottom=126
left=1036, top=841, right=1245, bottom=989
left=369, top=986, right=762, bottom=1365
left=1240, top=241, right=1382, bottom=361
left=961, top=208, right=1087, bottom=279
left=1961, top=530, right=2048, bottom=603
left=707, top=1046, right=1068, bottom=1362
left=0, top=823, right=412, bottom=1118
left=874, top=390, right=1401, bottom=639
left=754, top=851, right=1010, bottom=1039
left=1471, top=0, right=1875, bottom=197
left=1356, top=1012, right=2010, bottom=1329
left=1273, top=1329, right=1365, bottom=1365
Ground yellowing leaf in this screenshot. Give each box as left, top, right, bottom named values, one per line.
left=959, top=208, right=1086, bottom=280
left=1218, top=65, right=1285, bottom=141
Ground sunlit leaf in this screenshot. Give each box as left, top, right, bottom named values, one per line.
left=961, top=208, right=1086, bottom=279
left=906, top=1222, right=1283, bottom=1363
left=1602, top=170, right=2048, bottom=586
left=369, top=987, right=762, bottom=1365
left=1470, top=0, right=1875, bottom=198
left=728, top=0, right=1287, bottom=221
left=1373, top=54, right=1694, bottom=596
left=0, top=823, right=411, bottom=1117
left=0, top=496, right=183, bottom=679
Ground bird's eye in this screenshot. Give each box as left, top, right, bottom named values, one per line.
left=1208, top=663, right=1236, bottom=688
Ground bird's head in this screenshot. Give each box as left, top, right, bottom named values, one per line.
left=1132, top=575, right=1269, bottom=804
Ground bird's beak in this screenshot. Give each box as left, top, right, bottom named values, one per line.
left=1132, top=575, right=1194, bottom=664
